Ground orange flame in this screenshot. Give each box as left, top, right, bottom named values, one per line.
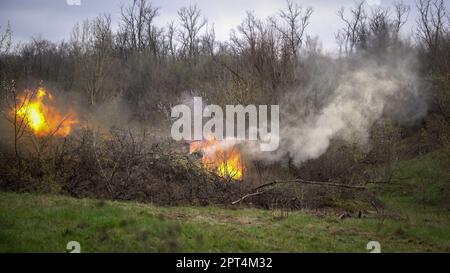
left=15, top=87, right=78, bottom=137
left=190, top=137, right=245, bottom=180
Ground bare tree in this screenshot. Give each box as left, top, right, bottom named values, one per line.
left=202, top=23, right=216, bottom=55
left=336, top=1, right=410, bottom=55
left=119, top=0, right=161, bottom=53
left=0, top=22, right=12, bottom=56
left=272, top=0, right=313, bottom=59
left=71, top=14, right=115, bottom=106
left=166, top=21, right=177, bottom=59
left=392, top=1, right=411, bottom=36
left=228, top=11, right=287, bottom=103
left=367, top=6, right=390, bottom=52
left=1, top=81, right=29, bottom=160
left=0, top=22, right=12, bottom=84
left=337, top=1, right=367, bottom=54
left=177, top=4, right=207, bottom=59
left=416, top=0, right=450, bottom=126
left=91, top=14, right=114, bottom=106
left=144, top=3, right=161, bottom=58
left=416, top=0, right=447, bottom=54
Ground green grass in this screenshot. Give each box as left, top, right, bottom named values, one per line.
left=379, top=150, right=450, bottom=206
left=0, top=191, right=449, bottom=253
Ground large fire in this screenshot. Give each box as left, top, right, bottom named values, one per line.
left=190, top=137, right=245, bottom=180
left=14, top=87, right=78, bottom=137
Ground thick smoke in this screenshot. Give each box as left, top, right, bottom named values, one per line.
left=269, top=54, right=427, bottom=164
left=180, top=52, right=428, bottom=165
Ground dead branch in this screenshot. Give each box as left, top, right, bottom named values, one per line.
left=232, top=178, right=366, bottom=205
left=255, top=179, right=367, bottom=191
left=231, top=189, right=269, bottom=205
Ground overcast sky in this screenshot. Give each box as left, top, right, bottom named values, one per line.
left=0, top=0, right=427, bottom=52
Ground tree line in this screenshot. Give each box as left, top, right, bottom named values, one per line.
left=0, top=1, right=445, bottom=121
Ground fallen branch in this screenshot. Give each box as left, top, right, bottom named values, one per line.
left=231, top=189, right=269, bottom=205
left=255, top=179, right=367, bottom=191
left=232, top=178, right=366, bottom=205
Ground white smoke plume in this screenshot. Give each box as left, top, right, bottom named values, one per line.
left=174, top=53, right=427, bottom=165
left=270, top=55, right=427, bottom=164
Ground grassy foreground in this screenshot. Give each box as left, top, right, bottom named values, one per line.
left=1, top=149, right=449, bottom=253
left=0, top=190, right=449, bottom=253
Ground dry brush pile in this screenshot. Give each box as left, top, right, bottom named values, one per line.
left=0, top=127, right=248, bottom=206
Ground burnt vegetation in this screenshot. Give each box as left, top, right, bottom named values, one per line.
left=0, top=0, right=449, bottom=214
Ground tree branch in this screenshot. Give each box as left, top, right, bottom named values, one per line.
left=232, top=178, right=366, bottom=205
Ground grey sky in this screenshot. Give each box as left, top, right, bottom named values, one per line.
left=0, top=0, right=424, bottom=52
